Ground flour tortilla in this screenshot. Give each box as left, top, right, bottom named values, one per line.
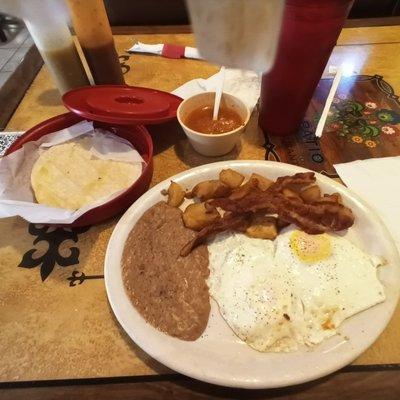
left=31, top=140, right=141, bottom=210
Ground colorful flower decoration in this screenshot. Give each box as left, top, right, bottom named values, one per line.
left=330, top=122, right=341, bottom=130
left=382, top=126, right=395, bottom=135
left=352, top=136, right=363, bottom=143
left=375, top=109, right=400, bottom=124
left=325, top=98, right=400, bottom=148
left=365, top=140, right=377, bottom=148
left=365, top=102, right=377, bottom=109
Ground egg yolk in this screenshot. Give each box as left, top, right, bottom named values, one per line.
left=290, top=231, right=332, bottom=263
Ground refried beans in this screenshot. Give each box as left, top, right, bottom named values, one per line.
left=122, top=201, right=210, bottom=341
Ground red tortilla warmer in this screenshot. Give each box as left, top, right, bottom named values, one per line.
left=5, top=85, right=182, bottom=227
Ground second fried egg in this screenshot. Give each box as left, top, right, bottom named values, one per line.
left=207, top=230, right=385, bottom=352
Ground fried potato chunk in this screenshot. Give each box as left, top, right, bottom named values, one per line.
left=325, top=192, right=342, bottom=204
left=229, top=178, right=258, bottom=200
left=300, top=185, right=321, bottom=203
left=182, top=202, right=221, bottom=231
left=313, top=193, right=343, bottom=204
left=250, top=173, right=273, bottom=191
left=219, top=169, right=245, bottom=189
left=166, top=181, right=185, bottom=207
left=283, top=188, right=301, bottom=200
left=191, top=180, right=231, bottom=201
left=246, top=214, right=278, bottom=240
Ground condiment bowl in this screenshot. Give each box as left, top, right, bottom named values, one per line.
left=177, top=92, right=250, bottom=157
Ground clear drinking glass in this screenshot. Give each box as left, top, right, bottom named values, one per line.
left=185, top=0, right=284, bottom=73
left=9, top=0, right=90, bottom=94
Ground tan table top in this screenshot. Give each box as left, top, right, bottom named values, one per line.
left=1, top=25, right=400, bottom=383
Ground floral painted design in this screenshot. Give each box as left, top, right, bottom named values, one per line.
left=365, top=140, right=377, bottom=148
left=325, top=99, right=400, bottom=148
left=365, top=102, right=377, bottom=109
left=330, top=122, right=341, bottom=130
left=382, top=126, right=396, bottom=135
left=352, top=136, right=363, bottom=143
left=376, top=109, right=400, bottom=124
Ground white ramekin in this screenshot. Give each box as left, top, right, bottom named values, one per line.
left=177, top=92, right=250, bottom=157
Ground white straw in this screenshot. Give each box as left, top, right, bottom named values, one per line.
left=315, top=66, right=343, bottom=138
left=213, top=66, right=226, bottom=120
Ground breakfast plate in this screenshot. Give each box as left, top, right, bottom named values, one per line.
left=105, top=160, right=400, bottom=389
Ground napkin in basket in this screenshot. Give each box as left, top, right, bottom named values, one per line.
left=0, top=121, right=144, bottom=224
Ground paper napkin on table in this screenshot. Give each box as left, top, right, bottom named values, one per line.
left=172, top=68, right=261, bottom=112
left=334, top=156, right=400, bottom=248
left=128, top=41, right=201, bottom=59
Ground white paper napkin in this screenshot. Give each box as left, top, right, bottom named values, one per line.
left=334, top=157, right=400, bottom=249
left=172, top=68, right=261, bottom=112
left=128, top=42, right=201, bottom=59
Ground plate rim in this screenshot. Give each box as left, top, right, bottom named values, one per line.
left=104, top=160, right=400, bottom=389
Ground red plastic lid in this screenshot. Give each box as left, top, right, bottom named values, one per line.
left=62, top=85, right=182, bottom=125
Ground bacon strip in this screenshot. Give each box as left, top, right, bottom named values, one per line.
left=210, top=189, right=274, bottom=213
left=270, top=194, right=354, bottom=234
left=181, top=172, right=355, bottom=255
left=270, top=171, right=316, bottom=192
left=180, top=212, right=252, bottom=257
left=211, top=189, right=354, bottom=235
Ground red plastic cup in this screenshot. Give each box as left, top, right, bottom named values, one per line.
left=259, top=0, right=354, bottom=137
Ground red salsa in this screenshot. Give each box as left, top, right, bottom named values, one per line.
left=185, top=105, right=243, bottom=134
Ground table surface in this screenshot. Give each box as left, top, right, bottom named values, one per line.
left=1, top=24, right=400, bottom=400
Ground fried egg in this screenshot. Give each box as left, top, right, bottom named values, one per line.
left=207, top=230, right=385, bottom=352
left=207, top=233, right=298, bottom=352
left=275, top=230, right=385, bottom=347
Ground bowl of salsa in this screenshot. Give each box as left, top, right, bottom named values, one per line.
left=177, top=92, right=250, bottom=156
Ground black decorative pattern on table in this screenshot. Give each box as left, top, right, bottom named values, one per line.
left=374, top=74, right=400, bottom=104
left=67, top=270, right=104, bottom=287
left=119, top=55, right=131, bottom=75
left=264, top=136, right=280, bottom=162
left=19, top=224, right=90, bottom=281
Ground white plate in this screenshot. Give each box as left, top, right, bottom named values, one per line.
left=105, top=160, right=400, bottom=389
